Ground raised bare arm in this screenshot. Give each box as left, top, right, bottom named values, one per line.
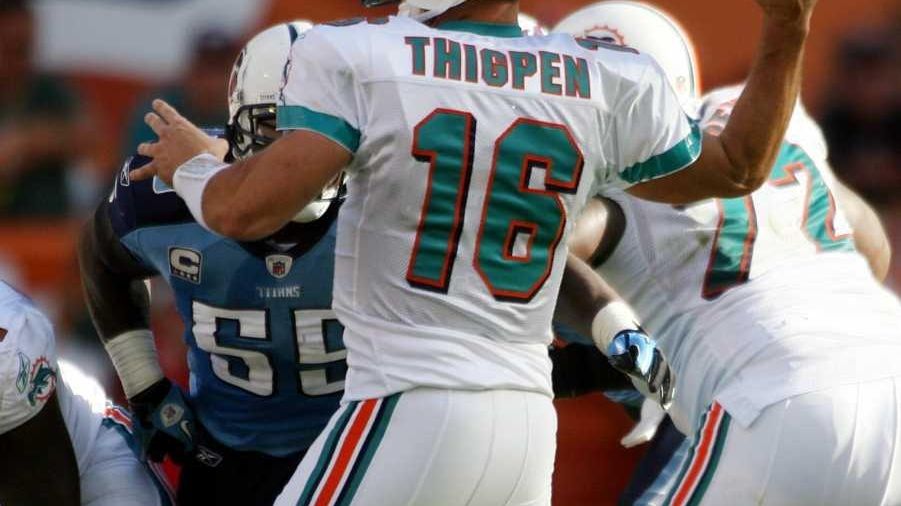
left=629, top=0, right=817, bottom=204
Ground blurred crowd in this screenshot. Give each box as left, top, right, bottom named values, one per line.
left=0, top=0, right=241, bottom=393
left=821, top=23, right=900, bottom=208
left=0, top=0, right=899, bottom=399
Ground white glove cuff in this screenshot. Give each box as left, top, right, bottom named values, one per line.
left=590, top=301, right=642, bottom=351
left=105, top=329, right=164, bottom=399
left=620, top=398, right=667, bottom=448
left=172, top=153, right=229, bottom=231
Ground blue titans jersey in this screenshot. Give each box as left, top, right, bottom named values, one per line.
left=107, top=155, right=345, bottom=457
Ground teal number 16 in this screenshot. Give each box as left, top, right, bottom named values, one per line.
left=406, top=109, right=584, bottom=302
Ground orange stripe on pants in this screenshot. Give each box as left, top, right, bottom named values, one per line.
left=314, top=399, right=379, bottom=506
left=671, top=403, right=724, bottom=506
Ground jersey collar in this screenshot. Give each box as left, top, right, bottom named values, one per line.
left=436, top=20, right=523, bottom=38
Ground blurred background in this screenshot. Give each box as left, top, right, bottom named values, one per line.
left=0, top=0, right=897, bottom=503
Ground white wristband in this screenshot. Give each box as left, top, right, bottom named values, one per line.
left=104, top=329, right=164, bottom=399
left=172, top=153, right=229, bottom=231
left=590, top=301, right=642, bottom=351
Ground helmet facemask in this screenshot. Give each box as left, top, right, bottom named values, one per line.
left=226, top=103, right=278, bottom=160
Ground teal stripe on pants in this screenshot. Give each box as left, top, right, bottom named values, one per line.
left=335, top=394, right=402, bottom=506
left=298, top=401, right=359, bottom=506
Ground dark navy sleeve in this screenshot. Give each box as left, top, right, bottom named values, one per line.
left=551, top=341, right=634, bottom=397
left=108, top=154, right=196, bottom=240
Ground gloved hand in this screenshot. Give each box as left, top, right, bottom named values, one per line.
left=129, top=378, right=198, bottom=463
left=606, top=330, right=675, bottom=410
left=620, top=397, right=668, bottom=448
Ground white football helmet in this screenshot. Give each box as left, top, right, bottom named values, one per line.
left=227, top=21, right=343, bottom=223
left=553, top=1, right=700, bottom=105
left=518, top=12, right=547, bottom=36
left=393, top=1, right=545, bottom=34
left=386, top=0, right=470, bottom=21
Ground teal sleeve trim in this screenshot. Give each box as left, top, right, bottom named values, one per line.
left=620, top=120, right=702, bottom=184
left=277, top=105, right=360, bottom=153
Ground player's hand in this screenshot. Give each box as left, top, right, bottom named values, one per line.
left=606, top=330, right=674, bottom=410
left=755, top=0, right=817, bottom=27
left=620, top=398, right=667, bottom=448
left=129, top=378, right=198, bottom=463
left=131, top=99, right=229, bottom=185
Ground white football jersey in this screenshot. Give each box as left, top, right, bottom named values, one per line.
left=0, top=282, right=171, bottom=505
left=59, top=360, right=174, bottom=506
left=278, top=16, right=699, bottom=399
left=596, top=85, right=901, bottom=434
left=0, top=282, right=58, bottom=434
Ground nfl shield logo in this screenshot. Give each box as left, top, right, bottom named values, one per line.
left=159, top=403, right=184, bottom=428
left=266, top=255, right=293, bottom=279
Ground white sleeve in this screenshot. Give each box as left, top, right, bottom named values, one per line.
left=785, top=101, right=829, bottom=164
left=698, top=84, right=744, bottom=134
left=0, top=300, right=59, bottom=435
left=277, top=26, right=363, bottom=154
left=604, top=56, right=701, bottom=190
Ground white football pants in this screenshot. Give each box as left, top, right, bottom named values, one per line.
left=276, top=388, right=556, bottom=506
left=80, top=410, right=174, bottom=506
left=641, top=376, right=901, bottom=506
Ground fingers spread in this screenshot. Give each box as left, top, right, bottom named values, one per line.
left=144, top=112, right=167, bottom=135
left=137, top=142, right=156, bottom=158
left=153, top=99, right=183, bottom=125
